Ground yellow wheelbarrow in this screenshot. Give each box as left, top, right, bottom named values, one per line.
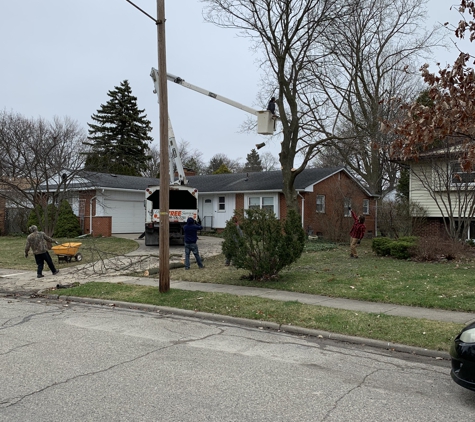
left=51, top=242, right=83, bottom=263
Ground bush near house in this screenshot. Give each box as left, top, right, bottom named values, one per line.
left=27, top=204, right=56, bottom=233
left=54, top=200, right=82, bottom=238
left=412, top=236, right=470, bottom=261
left=372, top=236, right=418, bottom=259
left=222, top=208, right=305, bottom=280
left=372, top=235, right=471, bottom=261
left=27, top=201, right=82, bottom=238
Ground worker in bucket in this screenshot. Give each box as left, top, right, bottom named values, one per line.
left=267, top=97, right=277, bottom=115
left=24, top=225, right=60, bottom=278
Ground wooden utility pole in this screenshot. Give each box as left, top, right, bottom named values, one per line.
left=157, top=0, right=170, bottom=292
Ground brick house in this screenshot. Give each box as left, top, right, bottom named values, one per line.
left=1, top=167, right=376, bottom=240
left=189, top=167, right=376, bottom=241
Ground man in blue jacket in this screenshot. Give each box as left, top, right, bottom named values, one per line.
left=183, top=217, right=204, bottom=270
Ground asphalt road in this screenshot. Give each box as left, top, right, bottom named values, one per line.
left=1, top=297, right=474, bottom=422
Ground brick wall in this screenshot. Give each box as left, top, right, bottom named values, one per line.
left=80, top=216, right=112, bottom=237
left=78, top=190, right=111, bottom=237
left=414, top=217, right=449, bottom=239
left=235, top=193, right=244, bottom=213
left=298, top=172, right=375, bottom=241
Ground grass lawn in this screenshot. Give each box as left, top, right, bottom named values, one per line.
left=53, top=282, right=463, bottom=351
left=0, top=235, right=139, bottom=269
left=167, top=239, right=475, bottom=313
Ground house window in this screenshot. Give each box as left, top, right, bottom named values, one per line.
left=344, top=198, right=351, bottom=217
left=262, top=197, right=274, bottom=212
left=451, top=162, right=475, bottom=184
left=218, top=196, right=225, bottom=211
left=249, top=197, right=260, bottom=209
left=362, top=199, right=369, bottom=215
left=316, top=195, right=325, bottom=213
left=248, top=196, right=275, bottom=213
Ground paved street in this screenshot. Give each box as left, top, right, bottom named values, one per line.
left=1, top=297, right=474, bottom=421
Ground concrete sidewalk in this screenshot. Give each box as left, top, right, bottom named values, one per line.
left=1, top=268, right=474, bottom=326
left=1, top=233, right=474, bottom=327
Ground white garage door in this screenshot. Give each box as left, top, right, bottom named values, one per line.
left=104, top=198, right=145, bottom=234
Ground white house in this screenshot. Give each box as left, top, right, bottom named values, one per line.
left=45, top=168, right=377, bottom=239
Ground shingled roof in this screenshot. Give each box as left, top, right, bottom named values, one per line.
left=73, top=167, right=374, bottom=196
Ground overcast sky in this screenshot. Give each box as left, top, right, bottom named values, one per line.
left=0, top=0, right=467, bottom=165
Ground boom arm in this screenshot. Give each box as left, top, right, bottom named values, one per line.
left=165, top=72, right=259, bottom=117
left=150, top=68, right=187, bottom=185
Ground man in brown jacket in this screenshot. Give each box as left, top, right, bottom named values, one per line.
left=25, top=225, right=60, bottom=278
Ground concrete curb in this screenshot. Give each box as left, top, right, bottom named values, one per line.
left=42, top=293, right=450, bottom=361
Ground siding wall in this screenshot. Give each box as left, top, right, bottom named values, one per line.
left=410, top=162, right=475, bottom=218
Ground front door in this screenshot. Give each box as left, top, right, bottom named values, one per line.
left=202, top=198, right=213, bottom=229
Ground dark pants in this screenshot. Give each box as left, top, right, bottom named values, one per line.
left=184, top=243, right=204, bottom=269
left=34, top=252, right=57, bottom=276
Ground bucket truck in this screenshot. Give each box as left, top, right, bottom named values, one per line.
left=144, top=69, right=199, bottom=246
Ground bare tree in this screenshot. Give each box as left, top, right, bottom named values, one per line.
left=141, top=140, right=206, bottom=178
left=178, top=140, right=206, bottom=174
left=141, top=144, right=160, bottom=178
left=260, top=151, right=279, bottom=171
left=0, top=111, right=87, bottom=235
left=309, top=0, right=444, bottom=197
left=203, top=0, right=344, bottom=211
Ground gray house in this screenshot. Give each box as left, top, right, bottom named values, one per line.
left=61, top=168, right=376, bottom=239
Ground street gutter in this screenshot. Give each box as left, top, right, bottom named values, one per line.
left=37, top=292, right=451, bottom=361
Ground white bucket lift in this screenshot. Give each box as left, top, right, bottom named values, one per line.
left=257, top=110, right=276, bottom=135
left=158, top=69, right=278, bottom=136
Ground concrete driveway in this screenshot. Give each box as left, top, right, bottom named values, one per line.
left=0, top=235, right=224, bottom=294
left=114, top=233, right=224, bottom=259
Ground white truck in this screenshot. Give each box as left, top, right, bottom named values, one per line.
left=144, top=69, right=199, bottom=246
left=144, top=184, right=199, bottom=246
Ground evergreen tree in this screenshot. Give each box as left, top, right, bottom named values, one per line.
left=213, top=163, right=232, bottom=174
left=243, top=148, right=263, bottom=172
left=206, top=153, right=241, bottom=174
left=84, top=80, right=153, bottom=176
left=54, top=200, right=82, bottom=238
left=222, top=208, right=305, bottom=280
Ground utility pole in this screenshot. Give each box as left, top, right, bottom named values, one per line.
left=157, top=0, right=170, bottom=292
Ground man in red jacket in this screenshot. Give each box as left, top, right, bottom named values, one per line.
left=349, top=207, right=366, bottom=258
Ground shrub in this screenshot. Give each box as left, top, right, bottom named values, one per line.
left=389, top=241, right=414, bottom=260
left=27, top=201, right=81, bottom=237
left=222, top=208, right=306, bottom=280
left=372, top=236, right=418, bottom=259
left=377, top=198, right=427, bottom=238
left=372, top=237, right=393, bottom=256
left=398, top=236, right=418, bottom=244
left=413, top=236, right=469, bottom=261
left=27, top=204, right=56, bottom=233
left=54, top=200, right=82, bottom=238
